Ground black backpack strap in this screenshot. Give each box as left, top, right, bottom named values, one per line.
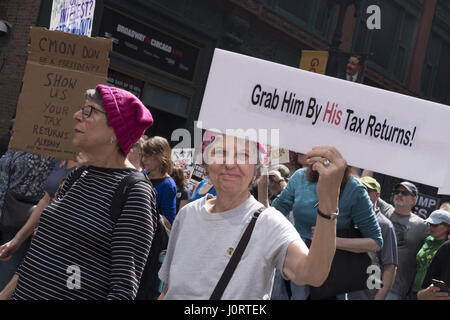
left=70, top=165, right=88, bottom=181
left=110, top=171, right=153, bottom=223
left=210, top=206, right=265, bottom=300
left=59, top=165, right=88, bottom=195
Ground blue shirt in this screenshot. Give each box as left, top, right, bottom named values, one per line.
left=151, top=177, right=177, bottom=225
left=189, top=179, right=216, bottom=202
left=272, top=168, right=383, bottom=248
left=44, top=160, right=77, bottom=199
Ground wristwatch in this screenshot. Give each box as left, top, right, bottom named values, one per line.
left=317, top=207, right=339, bottom=220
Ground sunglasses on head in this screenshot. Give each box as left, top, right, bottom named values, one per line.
left=393, top=190, right=411, bottom=196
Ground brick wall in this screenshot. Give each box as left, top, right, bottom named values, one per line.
left=0, top=0, right=42, bottom=136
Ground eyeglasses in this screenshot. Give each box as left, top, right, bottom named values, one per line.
left=393, top=190, right=411, bottom=196
left=79, top=105, right=107, bottom=119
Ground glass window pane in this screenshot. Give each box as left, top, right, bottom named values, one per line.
left=277, top=0, right=313, bottom=22
left=421, top=63, right=433, bottom=95
left=432, top=41, right=450, bottom=103
left=401, top=13, right=416, bottom=43
left=354, top=19, right=370, bottom=54
left=315, top=0, right=331, bottom=34
left=394, top=46, right=405, bottom=79
left=142, top=83, right=189, bottom=117
left=370, top=0, right=400, bottom=68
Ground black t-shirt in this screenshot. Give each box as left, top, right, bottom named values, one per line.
left=422, top=240, right=450, bottom=289
left=176, top=186, right=191, bottom=212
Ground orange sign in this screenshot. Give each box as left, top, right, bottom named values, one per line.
left=299, top=50, right=329, bottom=75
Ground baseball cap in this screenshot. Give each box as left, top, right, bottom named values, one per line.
left=426, top=209, right=450, bottom=225
left=360, top=176, right=381, bottom=193
left=394, top=181, right=418, bottom=197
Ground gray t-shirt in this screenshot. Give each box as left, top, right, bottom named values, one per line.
left=373, top=210, right=398, bottom=268
left=159, top=194, right=301, bottom=300
left=348, top=209, right=398, bottom=300
left=384, top=210, right=429, bottom=298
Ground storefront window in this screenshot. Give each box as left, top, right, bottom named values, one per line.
left=142, top=83, right=189, bottom=118
left=107, top=70, right=144, bottom=98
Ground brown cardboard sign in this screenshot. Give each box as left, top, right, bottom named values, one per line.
left=9, top=27, right=112, bottom=160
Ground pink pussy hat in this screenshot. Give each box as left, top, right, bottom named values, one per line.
left=96, top=84, right=153, bottom=155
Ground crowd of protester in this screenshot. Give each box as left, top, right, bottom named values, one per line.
left=0, top=85, right=449, bottom=300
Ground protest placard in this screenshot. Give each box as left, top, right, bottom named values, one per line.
left=9, top=27, right=112, bottom=160
left=50, top=0, right=96, bottom=36
left=172, top=148, right=196, bottom=192
left=413, top=193, right=440, bottom=219
left=198, top=49, right=450, bottom=194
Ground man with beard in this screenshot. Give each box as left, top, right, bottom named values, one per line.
left=383, top=181, right=429, bottom=300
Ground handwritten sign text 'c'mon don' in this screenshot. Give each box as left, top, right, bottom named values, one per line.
left=9, top=27, right=112, bottom=160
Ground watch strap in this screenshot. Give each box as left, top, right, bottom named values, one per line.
left=317, top=207, right=338, bottom=220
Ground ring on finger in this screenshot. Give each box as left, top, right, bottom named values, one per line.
left=323, top=158, right=330, bottom=166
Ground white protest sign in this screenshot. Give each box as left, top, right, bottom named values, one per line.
left=172, top=148, right=195, bottom=181
left=50, top=0, right=96, bottom=36
left=437, top=163, right=450, bottom=195
left=198, top=49, right=450, bottom=194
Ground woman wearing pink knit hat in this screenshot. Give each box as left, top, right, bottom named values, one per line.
left=10, top=85, right=157, bottom=300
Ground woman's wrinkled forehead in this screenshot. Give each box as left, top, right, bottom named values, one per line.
left=203, top=134, right=260, bottom=165
left=208, top=134, right=257, bottom=152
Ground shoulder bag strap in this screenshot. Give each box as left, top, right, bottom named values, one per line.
left=210, top=206, right=265, bottom=300
left=110, top=171, right=153, bottom=222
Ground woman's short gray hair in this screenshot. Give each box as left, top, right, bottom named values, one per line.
left=84, top=88, right=104, bottom=107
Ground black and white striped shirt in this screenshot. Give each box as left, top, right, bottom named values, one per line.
left=13, top=166, right=157, bottom=300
